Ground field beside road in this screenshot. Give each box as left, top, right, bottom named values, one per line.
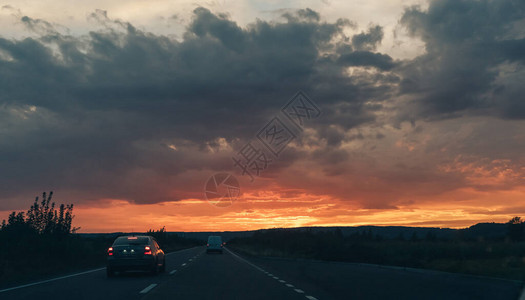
left=227, top=228, right=525, bottom=281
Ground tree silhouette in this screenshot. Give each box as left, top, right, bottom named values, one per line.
left=506, top=216, right=524, bottom=241
left=1, top=191, right=79, bottom=236
left=147, top=226, right=167, bottom=245
left=508, top=216, right=522, bottom=225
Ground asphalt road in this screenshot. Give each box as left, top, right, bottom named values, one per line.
left=1, top=246, right=523, bottom=300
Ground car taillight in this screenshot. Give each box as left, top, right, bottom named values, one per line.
left=207, top=244, right=209, bottom=247
left=144, top=246, right=152, bottom=255
left=108, top=247, right=113, bottom=256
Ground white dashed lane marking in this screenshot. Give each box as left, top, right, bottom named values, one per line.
left=181, top=263, right=187, bottom=266
left=225, top=248, right=319, bottom=299
left=139, top=284, right=157, bottom=294
left=169, top=270, right=177, bottom=275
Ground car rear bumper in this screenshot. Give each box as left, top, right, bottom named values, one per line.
left=206, top=247, right=223, bottom=253
left=107, top=257, right=155, bottom=271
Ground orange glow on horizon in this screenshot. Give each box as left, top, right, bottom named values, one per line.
left=1, top=187, right=522, bottom=233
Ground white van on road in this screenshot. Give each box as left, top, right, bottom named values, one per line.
left=206, top=236, right=223, bottom=254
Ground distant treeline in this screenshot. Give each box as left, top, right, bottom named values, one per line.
left=146, top=226, right=202, bottom=252
left=225, top=218, right=525, bottom=242
left=0, top=191, right=200, bottom=288
left=228, top=217, right=525, bottom=281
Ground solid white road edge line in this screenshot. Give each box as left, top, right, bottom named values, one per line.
left=139, top=284, right=158, bottom=294
left=519, top=284, right=525, bottom=300
left=0, top=246, right=200, bottom=293
left=0, top=267, right=105, bottom=293
left=225, top=248, right=317, bottom=299
left=224, top=248, right=265, bottom=273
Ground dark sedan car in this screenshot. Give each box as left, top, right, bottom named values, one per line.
left=106, top=235, right=165, bottom=277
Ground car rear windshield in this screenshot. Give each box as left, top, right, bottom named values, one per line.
left=208, top=236, right=222, bottom=243
left=113, top=236, right=150, bottom=245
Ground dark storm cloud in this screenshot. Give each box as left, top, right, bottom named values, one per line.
left=351, top=25, right=383, bottom=51
left=2, top=1, right=522, bottom=209
left=20, top=16, right=57, bottom=35
left=399, top=0, right=525, bottom=119
left=284, top=8, right=321, bottom=23
left=338, top=51, right=396, bottom=70
left=0, top=7, right=397, bottom=207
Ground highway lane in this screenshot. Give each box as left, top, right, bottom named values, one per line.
left=0, top=246, right=202, bottom=300
left=143, top=247, right=314, bottom=300
left=145, top=247, right=523, bottom=300
left=2, top=245, right=523, bottom=299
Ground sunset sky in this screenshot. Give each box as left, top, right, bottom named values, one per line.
left=0, top=0, right=524, bottom=232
